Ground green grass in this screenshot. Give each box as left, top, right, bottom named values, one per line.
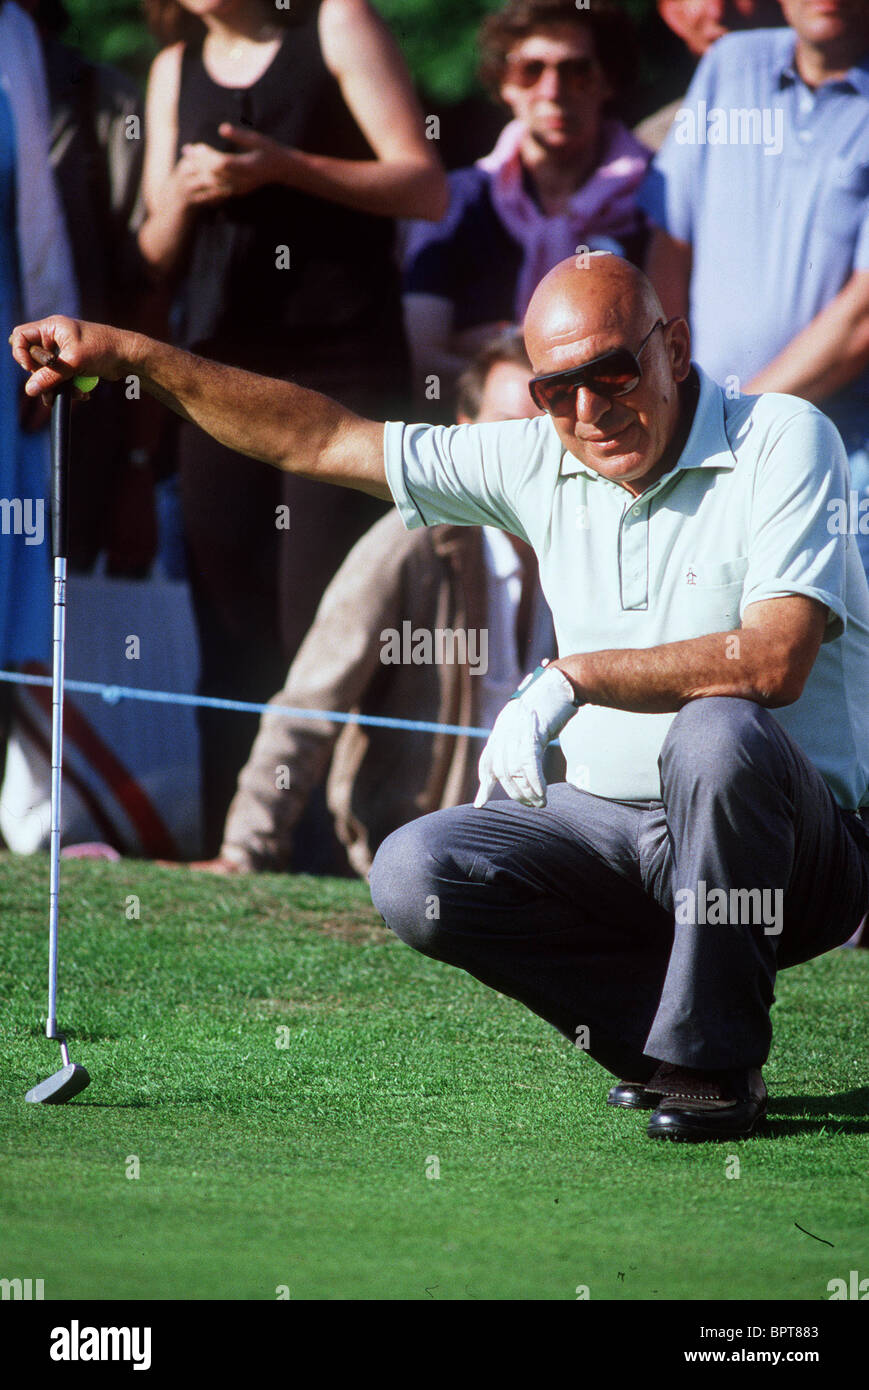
left=0, top=852, right=866, bottom=1301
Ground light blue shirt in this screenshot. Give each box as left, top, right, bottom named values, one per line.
left=384, top=368, right=869, bottom=809
left=639, top=29, right=869, bottom=416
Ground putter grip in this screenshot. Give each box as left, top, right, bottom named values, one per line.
left=50, top=388, right=72, bottom=561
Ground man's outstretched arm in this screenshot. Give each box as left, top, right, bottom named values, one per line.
left=9, top=316, right=391, bottom=499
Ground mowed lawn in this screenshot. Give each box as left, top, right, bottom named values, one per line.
left=0, top=852, right=866, bottom=1301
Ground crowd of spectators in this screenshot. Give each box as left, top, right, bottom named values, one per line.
left=0, top=0, right=866, bottom=895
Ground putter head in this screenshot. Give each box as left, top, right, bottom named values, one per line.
left=25, top=1063, right=90, bottom=1105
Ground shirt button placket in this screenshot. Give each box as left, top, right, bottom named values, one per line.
left=619, top=501, right=649, bottom=610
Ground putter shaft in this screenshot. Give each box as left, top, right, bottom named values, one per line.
left=46, top=554, right=67, bottom=1040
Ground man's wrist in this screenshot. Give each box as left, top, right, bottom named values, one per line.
left=129, top=332, right=195, bottom=405
left=125, top=330, right=157, bottom=381
left=552, top=660, right=584, bottom=708
left=507, top=662, right=583, bottom=746
left=511, top=660, right=583, bottom=709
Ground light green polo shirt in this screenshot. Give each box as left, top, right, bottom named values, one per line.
left=384, top=366, right=869, bottom=809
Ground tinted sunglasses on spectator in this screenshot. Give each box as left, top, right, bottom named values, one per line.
left=504, top=55, right=599, bottom=91
left=528, top=322, right=665, bottom=415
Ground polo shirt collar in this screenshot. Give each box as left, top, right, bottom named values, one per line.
left=777, top=32, right=869, bottom=96
left=774, top=31, right=800, bottom=88
left=844, top=53, right=869, bottom=97
left=558, top=363, right=736, bottom=484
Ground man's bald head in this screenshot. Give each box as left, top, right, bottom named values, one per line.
left=524, top=254, right=664, bottom=372
left=522, top=253, right=693, bottom=497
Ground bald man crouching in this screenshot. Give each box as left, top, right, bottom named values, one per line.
left=12, top=253, right=869, bottom=1140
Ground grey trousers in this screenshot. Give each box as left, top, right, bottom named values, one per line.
left=369, top=699, right=869, bottom=1078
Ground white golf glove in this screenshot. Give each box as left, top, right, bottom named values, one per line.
left=474, top=663, right=581, bottom=809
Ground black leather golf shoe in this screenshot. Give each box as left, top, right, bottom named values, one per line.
left=607, top=1077, right=665, bottom=1110
left=646, top=1065, right=767, bottom=1141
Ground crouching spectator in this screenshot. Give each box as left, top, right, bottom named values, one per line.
left=184, top=331, right=557, bottom=878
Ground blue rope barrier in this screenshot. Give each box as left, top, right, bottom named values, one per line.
left=0, top=668, right=494, bottom=741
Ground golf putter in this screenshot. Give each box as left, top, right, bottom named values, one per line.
left=25, top=382, right=91, bottom=1104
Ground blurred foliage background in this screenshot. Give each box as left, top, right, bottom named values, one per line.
left=62, top=0, right=663, bottom=98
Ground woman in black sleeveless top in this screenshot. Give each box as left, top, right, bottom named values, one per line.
left=140, top=0, right=446, bottom=858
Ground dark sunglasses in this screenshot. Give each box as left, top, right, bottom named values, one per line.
left=505, top=55, right=598, bottom=92
left=529, top=321, right=665, bottom=415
